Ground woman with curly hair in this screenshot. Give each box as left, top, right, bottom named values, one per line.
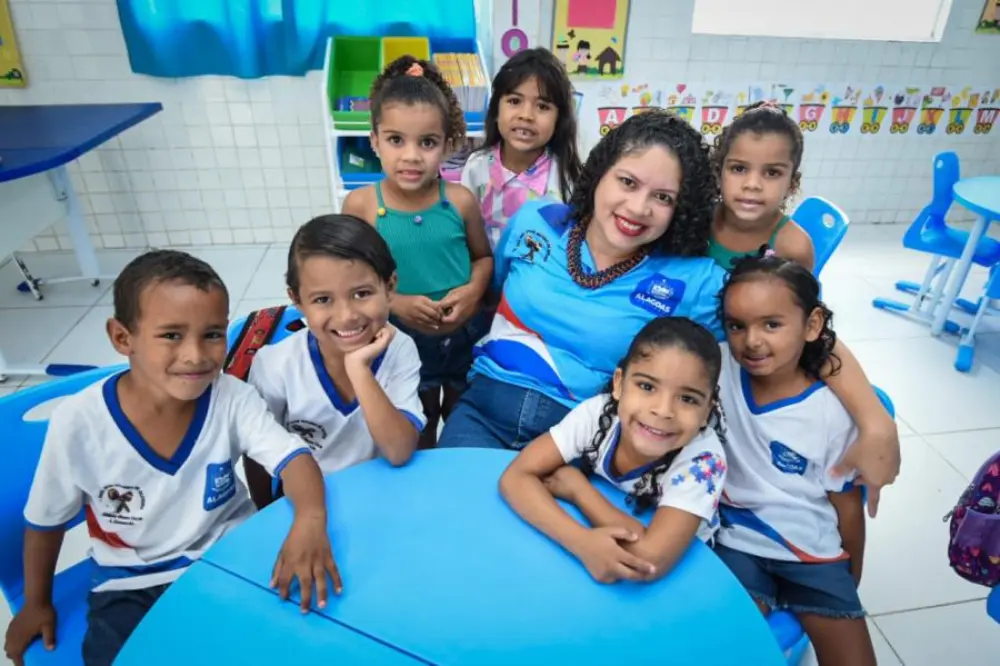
left=438, top=110, right=900, bottom=510
left=438, top=110, right=723, bottom=449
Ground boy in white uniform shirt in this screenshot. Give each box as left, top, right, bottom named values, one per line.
left=4, top=251, right=338, bottom=666
left=244, top=215, right=423, bottom=507
left=714, top=251, right=876, bottom=666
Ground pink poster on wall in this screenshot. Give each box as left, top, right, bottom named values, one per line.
left=568, top=0, right=617, bottom=29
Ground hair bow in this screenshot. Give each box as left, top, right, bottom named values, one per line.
left=406, top=62, right=424, bottom=77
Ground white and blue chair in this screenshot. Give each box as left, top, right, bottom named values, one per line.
left=766, top=385, right=895, bottom=665
left=953, top=264, right=1000, bottom=372
left=226, top=304, right=304, bottom=353
left=793, top=196, right=850, bottom=276
left=873, top=152, right=1000, bottom=333
left=0, top=366, right=121, bottom=665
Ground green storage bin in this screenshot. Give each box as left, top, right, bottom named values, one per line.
left=381, top=37, right=430, bottom=68
left=328, top=36, right=381, bottom=130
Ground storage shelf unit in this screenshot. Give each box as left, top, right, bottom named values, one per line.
left=322, top=35, right=491, bottom=209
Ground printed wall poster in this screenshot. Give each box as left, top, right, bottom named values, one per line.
left=0, top=0, right=26, bottom=87
left=916, top=87, right=949, bottom=135
left=829, top=86, right=862, bottom=134
left=860, top=86, right=888, bottom=135
left=796, top=85, right=830, bottom=133
left=734, top=86, right=768, bottom=118
left=768, top=84, right=797, bottom=116
left=699, top=89, right=733, bottom=136
left=977, top=0, right=1000, bottom=34
left=666, top=84, right=698, bottom=126
left=973, top=88, right=1000, bottom=135
left=552, top=0, right=630, bottom=79
left=946, top=87, right=976, bottom=135
left=887, top=87, right=922, bottom=135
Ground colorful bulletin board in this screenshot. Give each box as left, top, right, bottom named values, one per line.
left=551, top=0, right=630, bottom=79
left=0, top=0, right=25, bottom=87
left=577, top=81, right=1000, bottom=147
left=978, top=0, right=1000, bottom=34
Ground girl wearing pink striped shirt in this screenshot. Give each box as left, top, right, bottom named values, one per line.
left=461, top=48, right=583, bottom=249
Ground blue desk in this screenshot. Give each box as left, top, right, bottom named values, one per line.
left=115, top=561, right=425, bottom=666
left=931, top=176, right=1000, bottom=336
left=0, top=103, right=161, bottom=380
left=202, top=449, right=785, bottom=665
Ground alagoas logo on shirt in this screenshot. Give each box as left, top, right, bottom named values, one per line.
left=203, top=460, right=237, bottom=511
left=288, top=420, right=328, bottom=452
left=769, top=441, right=809, bottom=475
left=97, top=484, right=146, bottom=527
left=629, top=274, right=686, bottom=316
left=513, top=230, right=552, bottom=264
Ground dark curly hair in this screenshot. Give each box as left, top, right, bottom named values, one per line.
left=478, top=48, right=582, bottom=202
left=719, top=247, right=839, bottom=380
left=712, top=101, right=804, bottom=200
left=579, top=317, right=727, bottom=514
left=568, top=109, right=716, bottom=257
left=370, top=55, right=466, bottom=147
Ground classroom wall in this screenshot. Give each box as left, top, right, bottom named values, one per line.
left=2, top=0, right=998, bottom=252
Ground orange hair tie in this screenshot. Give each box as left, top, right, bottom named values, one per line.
left=406, top=62, right=424, bottom=77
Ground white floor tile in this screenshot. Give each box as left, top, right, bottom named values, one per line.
left=921, top=429, right=1000, bottom=481
left=797, top=620, right=903, bottom=666
left=824, top=276, right=934, bottom=342
left=874, top=600, right=1000, bottom=666
left=42, top=306, right=122, bottom=369
left=844, top=336, right=1000, bottom=435
left=0, top=250, right=140, bottom=309
left=240, top=245, right=289, bottom=301
left=0, top=307, right=90, bottom=367
left=860, top=436, right=987, bottom=615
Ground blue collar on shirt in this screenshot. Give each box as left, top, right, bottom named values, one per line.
left=307, top=332, right=386, bottom=416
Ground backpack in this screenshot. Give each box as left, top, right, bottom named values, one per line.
left=223, top=305, right=305, bottom=380
left=946, top=450, right=1000, bottom=587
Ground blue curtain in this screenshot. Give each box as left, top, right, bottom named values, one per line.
left=117, top=0, right=477, bottom=79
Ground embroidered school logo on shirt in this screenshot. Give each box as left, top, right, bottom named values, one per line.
left=513, top=231, right=552, bottom=264
left=629, top=274, right=686, bottom=316
left=769, top=441, right=808, bottom=475
left=203, top=461, right=237, bottom=511
left=288, top=420, right=328, bottom=451
left=97, top=484, right=146, bottom=527
left=670, top=452, right=726, bottom=495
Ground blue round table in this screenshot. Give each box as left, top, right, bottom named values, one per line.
left=193, top=449, right=785, bottom=665
left=932, top=175, right=1000, bottom=335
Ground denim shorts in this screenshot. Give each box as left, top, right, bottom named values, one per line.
left=437, top=375, right=571, bottom=450
left=392, top=310, right=491, bottom=392
left=713, top=542, right=865, bottom=619
left=83, top=584, right=170, bottom=666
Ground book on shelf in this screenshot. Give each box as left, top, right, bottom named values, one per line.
left=433, top=52, right=487, bottom=113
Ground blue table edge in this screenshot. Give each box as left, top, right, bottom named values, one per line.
left=953, top=176, right=1000, bottom=221
left=0, top=103, right=163, bottom=181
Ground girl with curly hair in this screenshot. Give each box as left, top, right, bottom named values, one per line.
left=714, top=250, right=876, bottom=666
left=342, top=55, right=493, bottom=449
left=499, top=317, right=728, bottom=584
left=438, top=109, right=725, bottom=450
left=709, top=101, right=815, bottom=272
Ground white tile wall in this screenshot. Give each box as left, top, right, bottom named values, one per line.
left=2, top=0, right=999, bottom=252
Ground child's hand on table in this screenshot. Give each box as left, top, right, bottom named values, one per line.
left=569, top=526, right=656, bottom=584
left=4, top=602, right=56, bottom=666
left=271, top=514, right=342, bottom=612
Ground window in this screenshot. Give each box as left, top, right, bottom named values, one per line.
left=691, top=0, right=954, bottom=42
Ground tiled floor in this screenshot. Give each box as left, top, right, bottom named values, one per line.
left=1, top=226, right=999, bottom=664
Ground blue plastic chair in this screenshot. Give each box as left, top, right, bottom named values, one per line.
left=873, top=152, right=1000, bottom=330
left=954, top=264, right=1000, bottom=372
left=988, top=586, right=1000, bottom=624
left=0, top=366, right=122, bottom=665
left=767, top=385, right=895, bottom=665
left=792, top=196, right=850, bottom=276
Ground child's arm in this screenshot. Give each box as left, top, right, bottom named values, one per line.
left=823, top=342, right=900, bottom=517
left=776, top=223, right=815, bottom=273
left=8, top=410, right=83, bottom=661
left=234, top=383, right=341, bottom=609
left=273, top=453, right=342, bottom=610
left=344, top=325, right=420, bottom=466
left=246, top=355, right=290, bottom=508
left=440, top=184, right=494, bottom=327
left=340, top=188, right=370, bottom=220
left=829, top=486, right=866, bottom=586
left=5, top=530, right=63, bottom=663
left=543, top=465, right=646, bottom=535
left=499, top=433, right=656, bottom=583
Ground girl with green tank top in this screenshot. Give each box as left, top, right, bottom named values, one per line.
left=707, top=101, right=816, bottom=273
left=342, top=55, right=493, bottom=450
